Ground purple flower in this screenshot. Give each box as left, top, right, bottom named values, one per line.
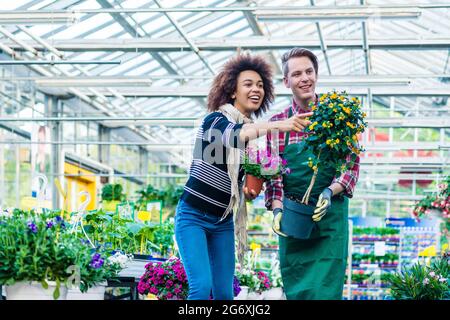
left=282, top=158, right=288, bottom=166
left=46, top=220, right=54, bottom=229
left=90, top=253, right=104, bottom=269
left=27, top=221, right=38, bottom=233
left=284, top=168, right=292, bottom=175
left=233, top=276, right=241, bottom=297
left=55, top=215, right=63, bottom=223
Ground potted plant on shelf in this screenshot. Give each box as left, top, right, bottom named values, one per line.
left=152, top=220, right=175, bottom=258
left=125, top=221, right=159, bottom=259
left=101, top=183, right=126, bottom=212
left=413, top=177, right=449, bottom=246
left=243, top=147, right=291, bottom=196
left=279, top=91, right=367, bottom=239
left=66, top=250, right=132, bottom=300
left=137, top=256, right=188, bottom=300
left=135, top=184, right=166, bottom=211
left=0, top=210, right=85, bottom=300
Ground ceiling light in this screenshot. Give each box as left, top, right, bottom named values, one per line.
left=0, top=11, right=79, bottom=24
left=255, top=7, right=421, bottom=21
left=0, top=60, right=121, bottom=65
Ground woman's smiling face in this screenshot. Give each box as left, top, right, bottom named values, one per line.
left=232, top=70, right=265, bottom=117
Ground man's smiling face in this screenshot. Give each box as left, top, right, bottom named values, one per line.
left=283, top=56, right=318, bottom=104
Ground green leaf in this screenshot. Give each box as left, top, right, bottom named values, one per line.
left=126, top=222, right=144, bottom=235
left=41, top=279, right=49, bottom=289
left=53, top=281, right=60, bottom=300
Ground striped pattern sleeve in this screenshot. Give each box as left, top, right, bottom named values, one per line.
left=203, top=112, right=245, bottom=149
left=333, top=154, right=360, bottom=198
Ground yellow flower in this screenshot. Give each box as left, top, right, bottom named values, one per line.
left=338, top=104, right=344, bottom=108
left=333, top=109, right=338, bottom=113
left=312, top=105, right=317, bottom=111
left=335, top=138, right=340, bottom=144
left=362, top=112, right=367, bottom=118
left=328, top=103, right=334, bottom=108
left=343, top=107, right=351, bottom=115
left=326, top=139, right=332, bottom=145
left=352, top=135, right=358, bottom=141
left=330, top=93, right=338, bottom=99
left=308, top=161, right=313, bottom=168
left=346, top=122, right=355, bottom=129
left=312, top=165, right=317, bottom=171
left=340, top=96, right=346, bottom=102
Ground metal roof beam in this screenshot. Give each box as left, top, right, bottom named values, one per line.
left=4, top=37, right=450, bottom=51
left=68, top=86, right=450, bottom=97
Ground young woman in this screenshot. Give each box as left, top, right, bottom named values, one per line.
left=174, top=53, right=312, bottom=300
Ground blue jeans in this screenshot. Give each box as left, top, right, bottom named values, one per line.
left=174, top=200, right=235, bottom=300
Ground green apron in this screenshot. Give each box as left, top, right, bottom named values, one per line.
left=279, top=108, right=349, bottom=300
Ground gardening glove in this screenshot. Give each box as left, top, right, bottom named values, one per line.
left=312, top=187, right=333, bottom=222
left=272, top=208, right=288, bottom=237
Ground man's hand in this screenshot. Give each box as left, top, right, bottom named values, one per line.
left=243, top=187, right=258, bottom=200
left=272, top=208, right=288, bottom=237
left=312, top=188, right=333, bottom=222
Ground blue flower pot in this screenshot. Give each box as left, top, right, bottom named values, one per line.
left=280, top=198, right=316, bottom=239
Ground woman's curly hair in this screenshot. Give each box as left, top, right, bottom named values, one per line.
left=207, top=53, right=274, bottom=118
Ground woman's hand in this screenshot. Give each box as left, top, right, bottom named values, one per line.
left=278, top=112, right=312, bottom=133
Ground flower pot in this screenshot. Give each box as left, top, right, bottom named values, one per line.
left=245, top=175, right=264, bottom=196
left=263, top=287, right=284, bottom=300
left=247, top=291, right=264, bottom=300
left=5, top=281, right=67, bottom=300
left=280, top=198, right=316, bottom=239
left=235, top=286, right=248, bottom=300
left=67, top=284, right=106, bottom=300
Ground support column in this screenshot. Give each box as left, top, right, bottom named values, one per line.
left=139, top=147, right=149, bottom=185
left=46, top=95, right=61, bottom=210
left=98, top=124, right=111, bottom=165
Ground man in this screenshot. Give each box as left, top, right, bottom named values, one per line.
left=265, top=48, right=360, bottom=300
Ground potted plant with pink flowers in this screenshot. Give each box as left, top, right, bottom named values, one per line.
left=137, top=256, right=188, bottom=300
left=413, top=177, right=449, bottom=246
left=243, top=147, right=291, bottom=196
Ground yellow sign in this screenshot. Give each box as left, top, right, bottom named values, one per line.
left=20, top=196, right=51, bottom=212
left=137, top=210, right=151, bottom=222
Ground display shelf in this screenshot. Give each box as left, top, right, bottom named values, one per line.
left=399, top=227, right=440, bottom=269
left=352, top=263, right=398, bottom=269
left=352, top=240, right=400, bottom=245
left=247, top=231, right=270, bottom=236
left=343, top=285, right=390, bottom=300
left=346, top=223, right=401, bottom=300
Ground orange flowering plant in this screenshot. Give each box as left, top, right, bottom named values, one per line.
left=301, top=90, right=367, bottom=203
